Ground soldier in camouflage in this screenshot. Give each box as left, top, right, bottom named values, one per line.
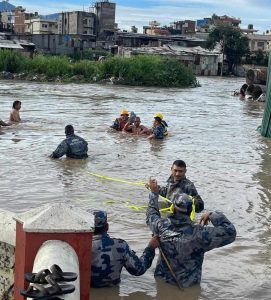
left=50, top=125, right=88, bottom=159
left=146, top=178, right=236, bottom=288
left=91, top=210, right=159, bottom=288
left=158, top=160, right=204, bottom=213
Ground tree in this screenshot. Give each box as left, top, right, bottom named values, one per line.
left=206, top=25, right=250, bottom=74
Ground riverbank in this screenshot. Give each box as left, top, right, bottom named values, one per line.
left=0, top=50, right=197, bottom=87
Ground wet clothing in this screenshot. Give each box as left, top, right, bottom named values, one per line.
left=161, top=120, right=168, bottom=136
left=91, top=233, right=155, bottom=288
left=51, top=133, right=88, bottom=159
left=153, top=124, right=165, bottom=139
left=159, top=175, right=204, bottom=213
left=146, top=192, right=236, bottom=287
left=111, top=118, right=128, bottom=131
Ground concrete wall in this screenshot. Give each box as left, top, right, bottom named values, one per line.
left=31, top=34, right=96, bottom=55
left=59, top=12, right=95, bottom=35
left=0, top=209, right=16, bottom=299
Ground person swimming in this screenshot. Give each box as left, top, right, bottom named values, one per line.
left=9, top=100, right=21, bottom=123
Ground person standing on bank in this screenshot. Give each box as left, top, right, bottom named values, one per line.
left=158, top=160, right=204, bottom=213
left=91, top=210, right=159, bottom=288
left=50, top=125, right=88, bottom=159
left=146, top=179, right=237, bottom=287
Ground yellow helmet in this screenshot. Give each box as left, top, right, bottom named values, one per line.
left=120, top=109, right=129, bottom=115
left=154, top=113, right=164, bottom=119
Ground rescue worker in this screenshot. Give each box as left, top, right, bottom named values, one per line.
left=148, top=116, right=165, bottom=140
left=50, top=125, right=88, bottom=159
left=157, top=160, right=204, bottom=213
left=110, top=109, right=129, bottom=131
left=91, top=210, right=159, bottom=288
left=154, top=113, right=168, bottom=136
left=146, top=178, right=237, bottom=287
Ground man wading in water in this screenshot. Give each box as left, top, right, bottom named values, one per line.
left=146, top=178, right=236, bottom=287
left=50, top=125, right=88, bottom=159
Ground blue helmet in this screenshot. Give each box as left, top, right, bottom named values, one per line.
left=93, top=210, right=108, bottom=228
left=173, top=193, right=193, bottom=215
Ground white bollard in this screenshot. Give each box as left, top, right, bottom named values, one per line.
left=29, top=240, right=80, bottom=300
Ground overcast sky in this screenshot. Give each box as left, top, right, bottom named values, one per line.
left=11, top=0, right=271, bottom=33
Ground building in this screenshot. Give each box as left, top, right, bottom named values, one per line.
left=246, top=34, right=271, bottom=52
left=94, top=0, right=116, bottom=40
left=58, top=11, right=95, bottom=35
left=196, top=15, right=241, bottom=33
left=25, top=18, right=58, bottom=34
left=1, top=10, right=14, bottom=32
left=14, top=6, right=36, bottom=34
left=170, top=20, right=196, bottom=35
left=116, top=32, right=205, bottom=48
left=118, top=44, right=221, bottom=76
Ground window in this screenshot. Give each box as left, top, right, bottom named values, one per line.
left=42, top=24, right=48, bottom=28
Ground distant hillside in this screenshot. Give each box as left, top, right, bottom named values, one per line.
left=0, top=1, right=15, bottom=12
left=40, top=13, right=59, bottom=20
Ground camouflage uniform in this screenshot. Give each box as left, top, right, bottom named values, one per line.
left=153, top=124, right=165, bottom=139
left=159, top=175, right=204, bottom=212
left=91, top=211, right=155, bottom=288
left=146, top=192, right=236, bottom=287
left=51, top=133, right=88, bottom=159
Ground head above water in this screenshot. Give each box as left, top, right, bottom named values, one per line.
left=12, top=100, right=21, bottom=110
left=172, top=193, right=193, bottom=216
left=93, top=210, right=108, bottom=234
left=134, top=116, right=141, bottom=127
left=65, top=124, right=74, bottom=135
left=171, top=160, right=187, bottom=182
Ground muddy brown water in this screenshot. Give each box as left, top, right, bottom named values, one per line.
left=0, top=77, right=270, bottom=300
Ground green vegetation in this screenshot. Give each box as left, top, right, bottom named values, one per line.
left=0, top=50, right=197, bottom=87
left=206, top=25, right=250, bottom=73
left=245, top=49, right=269, bottom=66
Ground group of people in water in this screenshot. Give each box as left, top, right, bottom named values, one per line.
left=91, top=160, right=236, bottom=288
left=233, top=83, right=266, bottom=101
left=1, top=100, right=237, bottom=291
left=0, top=100, right=22, bottom=127
left=110, top=109, right=168, bottom=139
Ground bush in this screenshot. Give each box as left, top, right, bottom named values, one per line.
left=97, top=55, right=196, bottom=87
left=0, top=50, right=25, bottom=73
left=0, top=50, right=196, bottom=87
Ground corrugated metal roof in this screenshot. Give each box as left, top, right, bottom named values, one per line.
left=0, top=40, right=23, bottom=49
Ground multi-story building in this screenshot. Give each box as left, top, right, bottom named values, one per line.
left=196, top=15, right=241, bottom=32
left=58, top=11, right=95, bottom=35
left=94, top=0, right=116, bottom=40
left=14, top=6, right=36, bottom=34
left=170, top=20, right=196, bottom=35
left=1, top=10, right=14, bottom=31
left=25, top=19, right=58, bottom=34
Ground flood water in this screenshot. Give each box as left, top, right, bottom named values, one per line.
left=0, top=77, right=270, bottom=300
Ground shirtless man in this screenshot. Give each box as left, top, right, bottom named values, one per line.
left=123, top=116, right=149, bottom=135
left=9, top=100, right=21, bottom=123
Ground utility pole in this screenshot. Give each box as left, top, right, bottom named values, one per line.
left=220, top=35, right=225, bottom=77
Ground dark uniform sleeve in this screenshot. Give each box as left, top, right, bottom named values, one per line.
left=124, top=242, right=155, bottom=276
left=146, top=192, right=164, bottom=236
left=197, top=211, right=236, bottom=252
left=51, top=140, right=68, bottom=158
left=110, top=119, right=120, bottom=131
left=158, top=185, right=168, bottom=198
